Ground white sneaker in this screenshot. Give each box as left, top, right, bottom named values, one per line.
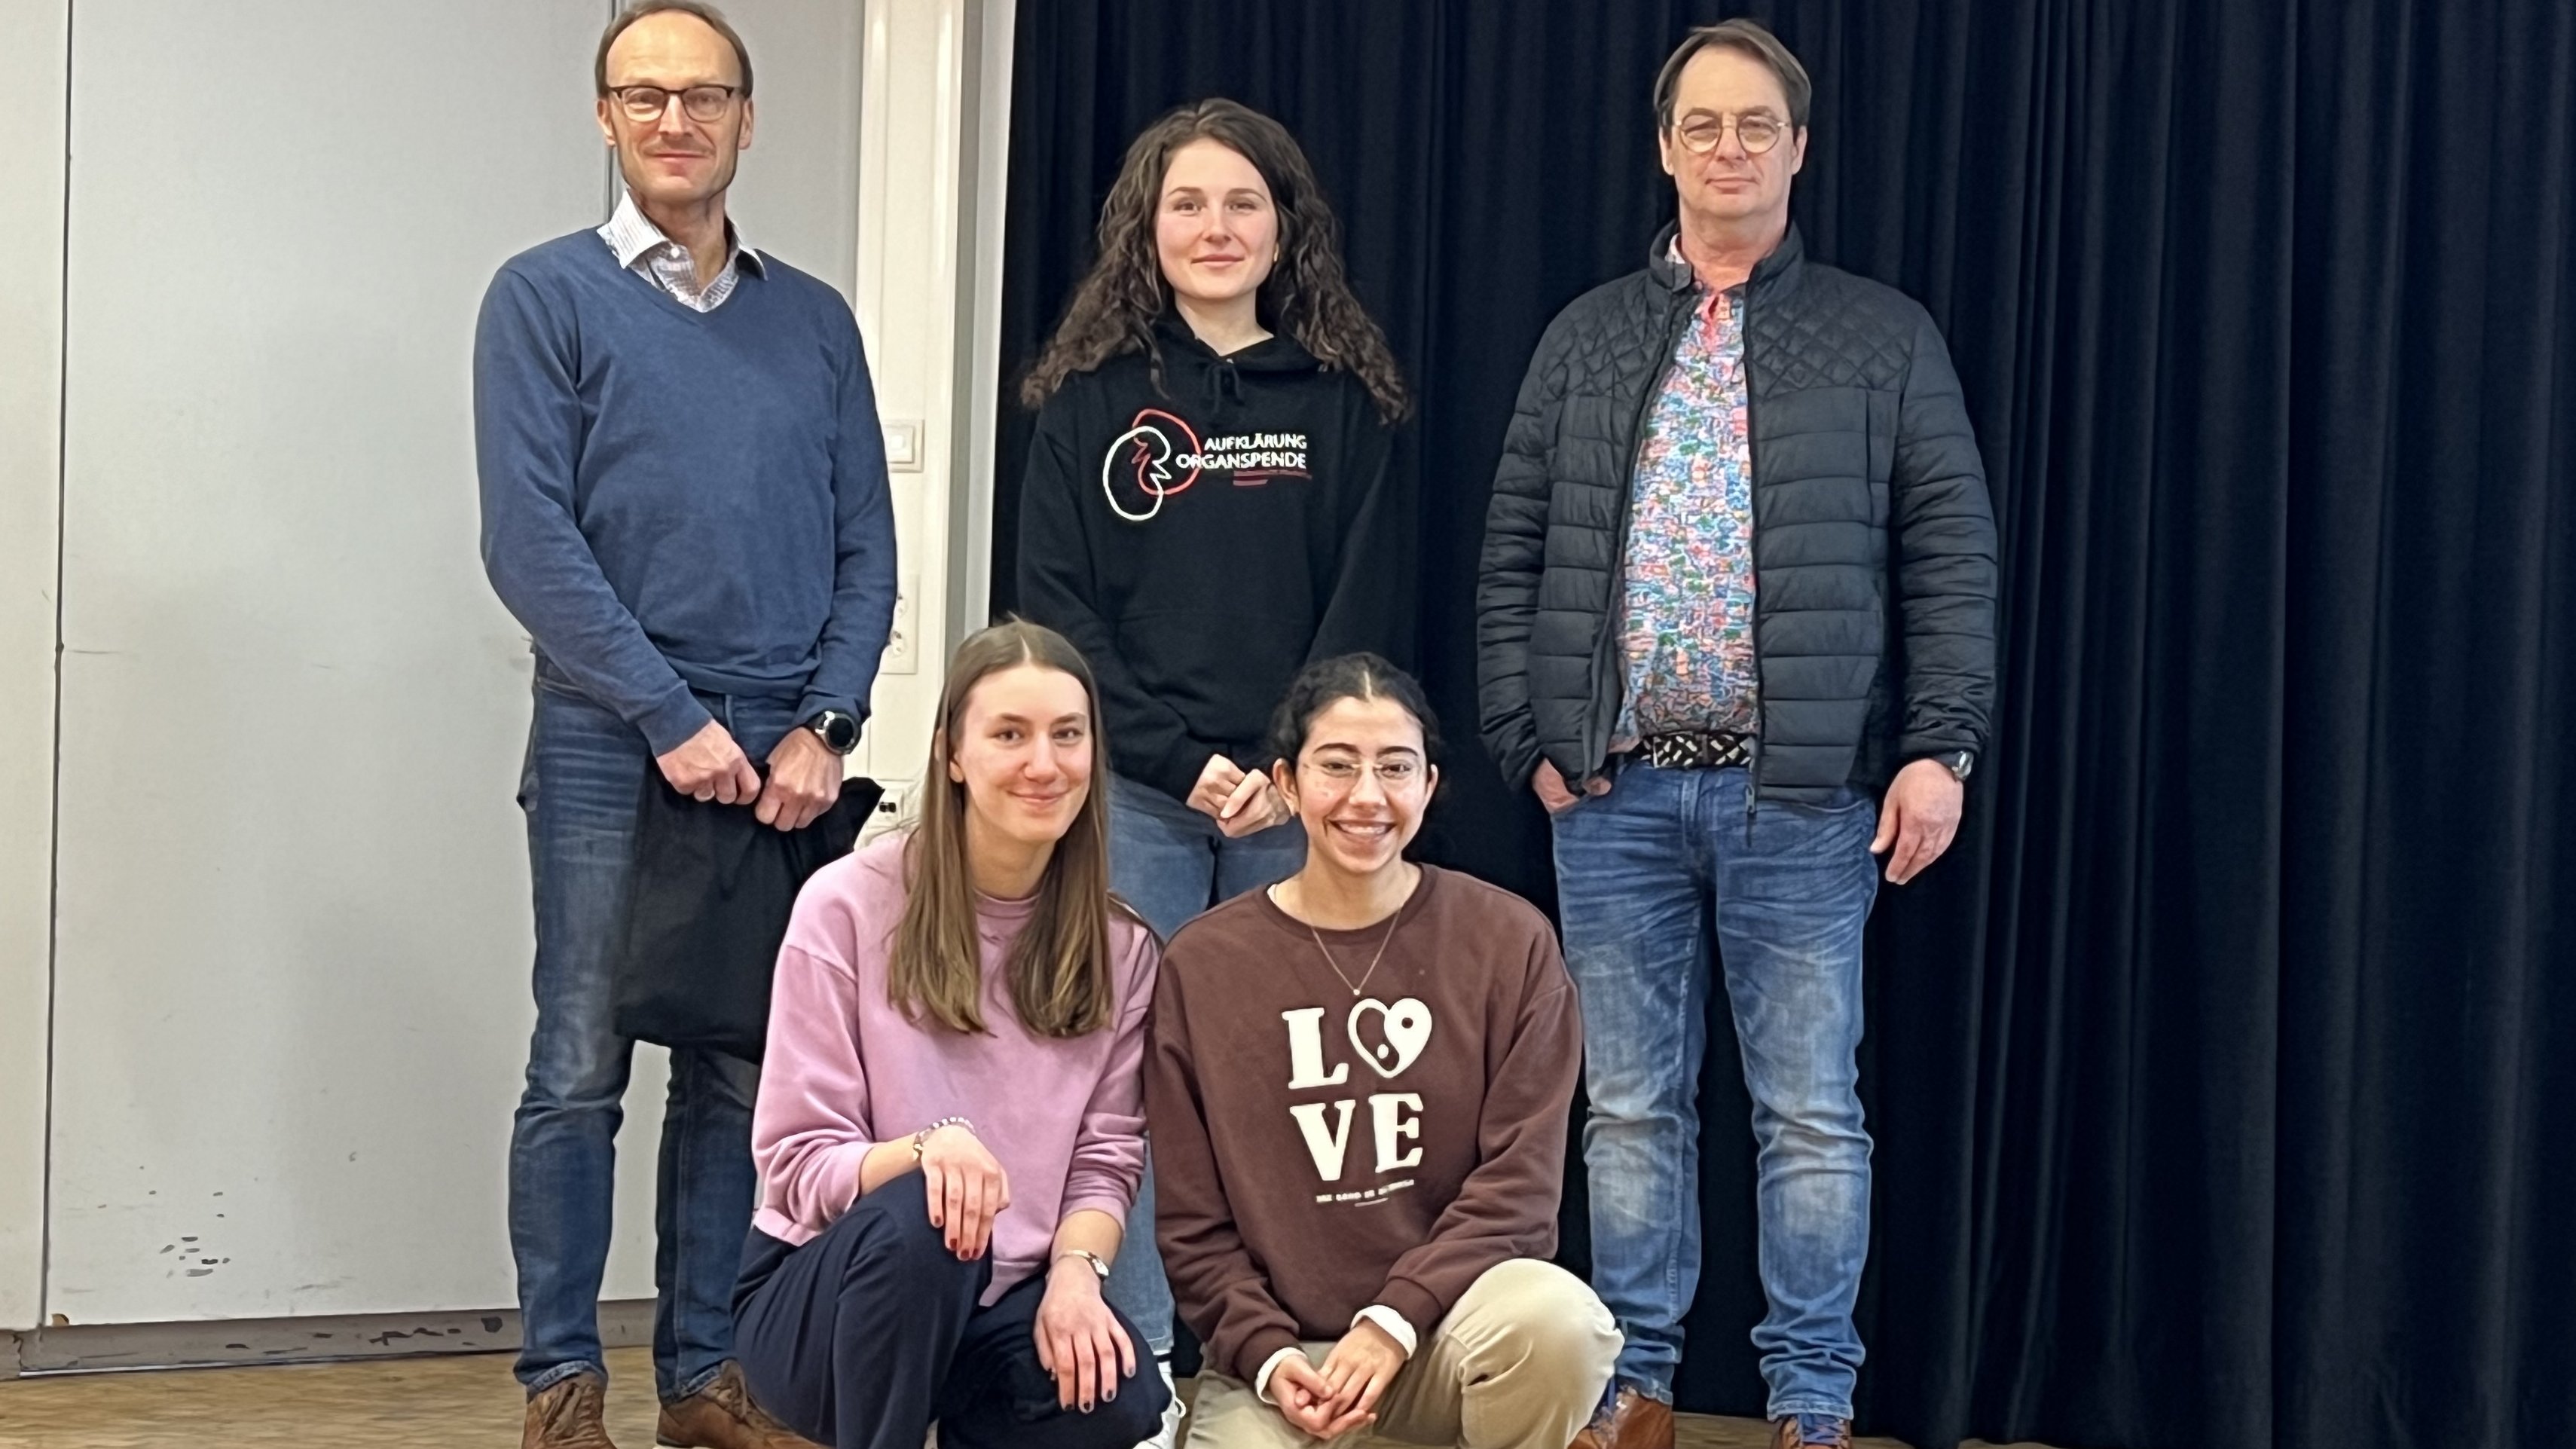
left=1134, top=1359, right=1184, bottom=1449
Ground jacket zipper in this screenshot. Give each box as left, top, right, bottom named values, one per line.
left=1739, top=280, right=1764, bottom=841
left=1584, top=290, right=1696, bottom=787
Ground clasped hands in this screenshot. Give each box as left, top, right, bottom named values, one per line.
left=1269, top=1318, right=1408, bottom=1439
left=654, top=718, right=841, bottom=831
left=1189, top=753, right=1294, bottom=837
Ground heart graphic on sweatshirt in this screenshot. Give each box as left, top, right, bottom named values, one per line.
left=1347, top=997, right=1432, bottom=1079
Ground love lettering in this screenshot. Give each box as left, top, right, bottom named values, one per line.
left=1280, top=998, right=1434, bottom=1182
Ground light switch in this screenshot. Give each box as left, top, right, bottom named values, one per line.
left=883, top=419, right=923, bottom=470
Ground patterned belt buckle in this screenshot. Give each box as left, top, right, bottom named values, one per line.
left=1642, top=731, right=1750, bottom=770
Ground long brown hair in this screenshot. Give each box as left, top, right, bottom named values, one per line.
left=890, top=622, right=1129, bottom=1038
left=1020, top=98, right=1410, bottom=423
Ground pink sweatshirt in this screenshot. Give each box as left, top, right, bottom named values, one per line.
left=749, top=832, right=1157, bottom=1301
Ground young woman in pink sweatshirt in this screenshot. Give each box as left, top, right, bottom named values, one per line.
left=732, top=622, right=1169, bottom=1449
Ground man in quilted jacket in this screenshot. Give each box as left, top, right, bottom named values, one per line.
left=1474, top=20, right=1997, bottom=1449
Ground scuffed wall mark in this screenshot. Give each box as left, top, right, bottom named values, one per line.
left=362, top=1324, right=474, bottom=1347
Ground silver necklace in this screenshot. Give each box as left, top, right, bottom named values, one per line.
left=1272, top=875, right=1409, bottom=998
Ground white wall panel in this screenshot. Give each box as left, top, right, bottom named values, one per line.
left=40, top=0, right=868, bottom=1331
left=0, top=0, right=71, bottom=1332
left=851, top=0, right=995, bottom=788
left=47, top=0, right=636, bottom=1324
left=722, top=0, right=866, bottom=300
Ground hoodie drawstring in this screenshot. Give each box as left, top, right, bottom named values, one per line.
left=1206, top=356, right=1243, bottom=410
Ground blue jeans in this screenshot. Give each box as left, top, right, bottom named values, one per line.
left=511, top=674, right=797, bottom=1399
left=1102, top=772, right=1307, bottom=1358
left=1551, top=761, right=1878, bottom=1423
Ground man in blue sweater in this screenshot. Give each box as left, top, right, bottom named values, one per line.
left=473, top=5, right=893, bottom=1447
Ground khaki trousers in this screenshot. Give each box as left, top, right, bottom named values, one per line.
left=1185, top=1258, right=1620, bottom=1449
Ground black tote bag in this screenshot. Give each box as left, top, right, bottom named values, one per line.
left=612, top=770, right=882, bottom=1060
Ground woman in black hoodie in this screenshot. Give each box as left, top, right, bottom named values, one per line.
left=1014, top=98, right=1410, bottom=1441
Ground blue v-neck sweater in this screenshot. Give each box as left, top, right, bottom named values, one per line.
left=474, top=232, right=896, bottom=755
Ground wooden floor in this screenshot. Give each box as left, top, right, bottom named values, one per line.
left=0, top=1346, right=2058, bottom=1447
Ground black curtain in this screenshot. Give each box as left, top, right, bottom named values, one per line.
left=987, top=5, right=2576, bottom=1448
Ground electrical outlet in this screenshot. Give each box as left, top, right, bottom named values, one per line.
left=883, top=572, right=919, bottom=674
left=861, top=778, right=916, bottom=842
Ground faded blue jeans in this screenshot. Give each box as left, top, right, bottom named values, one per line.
left=1551, top=760, right=1878, bottom=1425
left=1102, top=772, right=1306, bottom=1359
left=510, top=671, right=794, bottom=1399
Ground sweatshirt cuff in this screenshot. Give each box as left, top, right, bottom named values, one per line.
left=1150, top=747, right=1208, bottom=808
left=1352, top=1305, right=1418, bottom=1358
left=1237, top=1326, right=1303, bottom=1392
left=840, top=1145, right=872, bottom=1216
left=1376, top=1278, right=1445, bottom=1339
left=637, top=685, right=716, bottom=758
left=1059, top=1190, right=1135, bottom=1226
left=1252, top=1344, right=1304, bottom=1405
left=795, top=689, right=865, bottom=731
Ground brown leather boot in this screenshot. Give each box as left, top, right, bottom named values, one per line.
left=1569, top=1387, right=1676, bottom=1449
left=524, top=1373, right=619, bottom=1449
left=1768, top=1414, right=1854, bottom=1448
left=655, top=1362, right=824, bottom=1449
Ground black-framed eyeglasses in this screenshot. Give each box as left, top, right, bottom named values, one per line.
left=1673, top=111, right=1789, bottom=155
left=609, top=84, right=741, bottom=124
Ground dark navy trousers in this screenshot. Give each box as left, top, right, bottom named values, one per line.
left=732, top=1172, right=1169, bottom=1449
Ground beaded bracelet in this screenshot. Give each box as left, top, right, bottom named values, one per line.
left=910, top=1115, right=975, bottom=1161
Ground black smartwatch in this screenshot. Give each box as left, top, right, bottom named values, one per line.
left=806, top=709, right=861, bottom=756
left=1930, top=750, right=1975, bottom=782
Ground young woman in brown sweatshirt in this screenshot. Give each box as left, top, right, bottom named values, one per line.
left=1145, top=655, right=1621, bottom=1448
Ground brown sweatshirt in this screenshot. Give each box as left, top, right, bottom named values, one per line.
left=1146, top=864, right=1581, bottom=1383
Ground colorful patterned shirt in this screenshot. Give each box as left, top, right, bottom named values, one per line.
left=1616, top=280, right=1759, bottom=741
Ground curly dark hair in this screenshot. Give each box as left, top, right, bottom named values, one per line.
left=1021, top=99, right=1409, bottom=423
left=1267, top=653, right=1442, bottom=769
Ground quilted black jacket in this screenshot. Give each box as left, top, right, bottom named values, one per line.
left=1475, top=225, right=1998, bottom=804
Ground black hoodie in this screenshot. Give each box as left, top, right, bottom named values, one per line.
left=1016, top=319, right=1401, bottom=802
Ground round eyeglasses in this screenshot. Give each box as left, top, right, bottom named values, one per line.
left=1301, top=757, right=1423, bottom=788
left=1673, top=112, right=1788, bottom=155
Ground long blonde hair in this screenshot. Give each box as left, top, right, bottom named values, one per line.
left=890, top=622, right=1129, bottom=1038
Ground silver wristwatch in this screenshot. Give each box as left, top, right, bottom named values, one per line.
left=1053, top=1249, right=1111, bottom=1282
